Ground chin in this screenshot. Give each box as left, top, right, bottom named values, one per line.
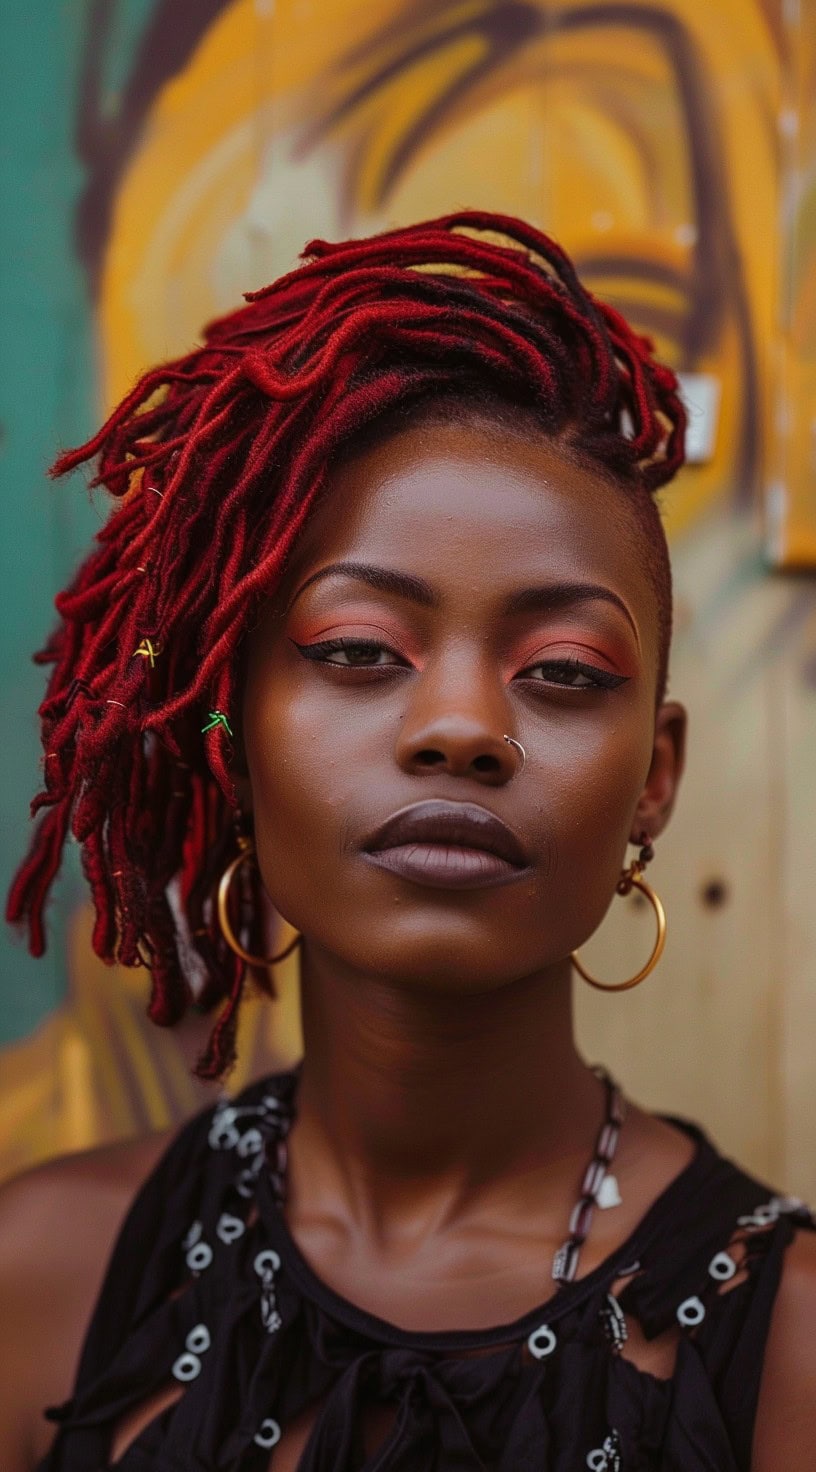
left=331, top=917, right=546, bottom=994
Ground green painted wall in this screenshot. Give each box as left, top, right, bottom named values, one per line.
left=1, top=3, right=119, bottom=1040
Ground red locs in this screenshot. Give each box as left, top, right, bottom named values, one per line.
left=5, top=211, right=685, bottom=1078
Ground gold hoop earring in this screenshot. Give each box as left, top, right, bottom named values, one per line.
left=217, top=833, right=302, bottom=967
left=571, top=848, right=666, bottom=992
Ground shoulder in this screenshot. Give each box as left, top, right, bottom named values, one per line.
left=0, top=1128, right=175, bottom=1293
left=0, top=1073, right=293, bottom=1472
left=0, top=1130, right=173, bottom=1471
left=0, top=1126, right=173, bottom=1220
left=752, top=1222, right=816, bottom=1471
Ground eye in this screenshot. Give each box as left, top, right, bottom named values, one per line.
left=291, top=637, right=408, bottom=668
left=517, top=657, right=628, bottom=691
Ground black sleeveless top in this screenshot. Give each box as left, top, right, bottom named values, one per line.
left=40, top=1069, right=814, bottom=1471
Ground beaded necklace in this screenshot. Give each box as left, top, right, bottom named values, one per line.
left=552, top=1068, right=626, bottom=1285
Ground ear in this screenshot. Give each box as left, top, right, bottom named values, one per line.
left=630, top=700, right=687, bottom=843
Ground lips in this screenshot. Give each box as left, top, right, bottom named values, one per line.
left=362, top=800, right=530, bottom=889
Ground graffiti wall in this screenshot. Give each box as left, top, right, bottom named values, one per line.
left=2, top=0, right=815, bottom=1189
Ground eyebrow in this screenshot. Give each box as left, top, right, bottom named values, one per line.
left=289, top=561, right=639, bottom=641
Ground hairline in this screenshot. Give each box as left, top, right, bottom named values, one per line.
left=325, top=389, right=673, bottom=705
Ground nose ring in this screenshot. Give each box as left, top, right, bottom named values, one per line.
left=503, top=734, right=526, bottom=772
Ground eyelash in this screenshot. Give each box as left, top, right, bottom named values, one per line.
left=291, top=638, right=628, bottom=691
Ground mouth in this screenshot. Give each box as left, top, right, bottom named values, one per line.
left=362, top=799, right=531, bottom=890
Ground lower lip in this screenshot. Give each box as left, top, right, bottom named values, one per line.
left=363, top=843, right=527, bottom=890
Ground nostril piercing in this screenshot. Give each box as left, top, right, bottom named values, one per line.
left=503, top=734, right=526, bottom=772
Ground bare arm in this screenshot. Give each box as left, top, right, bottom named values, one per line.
left=0, top=1132, right=172, bottom=1471
left=752, top=1228, right=816, bottom=1470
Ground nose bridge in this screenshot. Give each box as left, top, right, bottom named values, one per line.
left=395, top=640, right=515, bottom=778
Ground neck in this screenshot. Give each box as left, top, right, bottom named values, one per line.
left=291, top=946, right=605, bottom=1237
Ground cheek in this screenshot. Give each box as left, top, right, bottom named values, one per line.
left=241, top=667, right=361, bottom=913
left=539, top=715, right=652, bottom=908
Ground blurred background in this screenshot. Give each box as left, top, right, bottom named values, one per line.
left=1, top=0, right=815, bottom=1194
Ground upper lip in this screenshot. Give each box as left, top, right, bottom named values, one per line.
left=364, top=800, right=529, bottom=867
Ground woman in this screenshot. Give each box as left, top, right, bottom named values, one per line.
left=2, top=213, right=814, bottom=1470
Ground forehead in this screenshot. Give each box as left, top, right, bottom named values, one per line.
left=283, top=420, right=659, bottom=650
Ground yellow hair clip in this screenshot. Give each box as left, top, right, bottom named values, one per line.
left=133, top=637, right=161, bottom=667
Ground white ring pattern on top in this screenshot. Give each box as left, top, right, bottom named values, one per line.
left=162, top=1084, right=813, bottom=1464
left=527, top=1324, right=557, bottom=1359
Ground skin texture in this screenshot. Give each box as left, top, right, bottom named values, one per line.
left=2, top=419, right=815, bottom=1470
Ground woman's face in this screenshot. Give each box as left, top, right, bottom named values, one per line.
left=237, top=418, right=685, bottom=993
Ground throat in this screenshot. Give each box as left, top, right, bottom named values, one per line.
left=289, top=951, right=609, bottom=1242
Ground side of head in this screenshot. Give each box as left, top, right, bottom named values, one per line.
left=6, top=211, right=686, bottom=1076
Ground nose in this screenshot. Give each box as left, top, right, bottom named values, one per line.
left=394, top=660, right=519, bottom=786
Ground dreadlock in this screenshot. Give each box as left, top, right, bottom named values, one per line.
left=6, top=210, right=685, bottom=1078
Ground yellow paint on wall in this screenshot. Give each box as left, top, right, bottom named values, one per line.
left=95, top=0, right=814, bottom=555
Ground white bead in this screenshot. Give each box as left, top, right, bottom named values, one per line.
left=186, top=1241, right=213, bottom=1272
left=582, top=1159, right=606, bottom=1198
left=182, top=1220, right=202, bottom=1250
left=569, top=1198, right=590, bottom=1235
left=676, top=1295, right=706, bottom=1327
left=238, top=1127, right=264, bottom=1158
left=750, top=1204, right=776, bottom=1225
left=773, top=1194, right=805, bottom=1215
left=186, top=1323, right=211, bottom=1354
left=708, top=1251, right=737, bottom=1282
left=208, top=1107, right=240, bottom=1151
left=597, top=1174, right=622, bottom=1210
left=216, top=1212, right=245, bottom=1244
left=527, top=1324, right=557, bottom=1359
left=586, top=1432, right=621, bottom=1470
left=597, top=1123, right=619, bottom=1159
left=254, top=1249, right=281, bottom=1278
left=172, top=1350, right=202, bottom=1383
left=236, top=1168, right=259, bottom=1198
left=254, top=1417, right=282, bottom=1449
